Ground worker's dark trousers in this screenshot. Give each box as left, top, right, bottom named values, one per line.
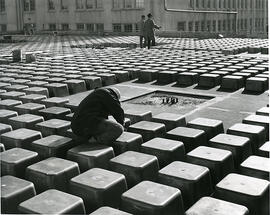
left=93, top=119, right=124, bottom=145
left=147, top=37, right=156, bottom=49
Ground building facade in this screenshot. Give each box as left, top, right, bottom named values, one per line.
left=0, top=0, right=268, bottom=38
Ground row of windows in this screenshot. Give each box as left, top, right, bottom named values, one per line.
left=47, top=23, right=139, bottom=32
left=189, top=0, right=266, bottom=9
left=0, top=0, right=5, bottom=12
left=47, top=0, right=144, bottom=11
left=177, top=18, right=266, bottom=32
left=48, top=23, right=104, bottom=32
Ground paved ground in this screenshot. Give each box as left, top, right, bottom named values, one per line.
left=0, top=35, right=269, bottom=215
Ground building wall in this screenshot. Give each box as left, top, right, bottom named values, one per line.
left=0, top=0, right=268, bottom=38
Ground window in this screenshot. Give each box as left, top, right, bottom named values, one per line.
left=135, top=0, right=144, bottom=8
left=202, top=0, right=205, bottom=7
left=240, top=19, right=243, bottom=29
left=250, top=18, right=253, bottom=27
left=124, top=0, right=133, bottom=8
left=1, top=24, right=7, bottom=32
left=177, top=22, right=186, bottom=31
left=113, top=0, right=122, bottom=8
left=195, top=21, right=199, bottom=31
left=244, top=19, right=247, bottom=29
left=223, top=0, right=226, bottom=8
left=77, top=23, right=85, bottom=30
left=24, top=0, right=35, bottom=11
left=113, top=23, right=122, bottom=32
left=223, top=20, right=226, bottom=31
left=61, top=0, right=68, bottom=9
left=49, top=24, right=56, bottom=31
left=48, top=0, right=55, bottom=10
left=219, top=0, right=222, bottom=8
left=213, top=0, right=217, bottom=8
left=0, top=0, right=5, bottom=12
left=218, top=20, right=221, bottom=31
left=201, top=21, right=205, bottom=31
left=207, top=0, right=211, bottom=8
left=96, top=0, right=103, bottom=8
left=96, top=23, right=104, bottom=32
left=86, top=0, right=95, bottom=9
left=86, top=24, right=94, bottom=32
left=233, top=0, right=236, bottom=8
left=135, top=23, right=139, bottom=32
left=62, top=24, right=69, bottom=30
left=124, top=24, right=133, bottom=32
left=212, top=20, right=216, bottom=32
left=188, top=21, right=193, bottom=31
left=207, top=20, right=211, bottom=31
left=76, top=0, right=84, bottom=9
left=227, top=19, right=231, bottom=31
left=228, top=0, right=231, bottom=8
left=189, top=0, right=194, bottom=7
left=196, top=0, right=199, bottom=7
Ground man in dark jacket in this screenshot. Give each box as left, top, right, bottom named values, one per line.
left=144, top=13, right=161, bottom=49
left=71, top=87, right=124, bottom=145
left=138, top=15, right=146, bottom=48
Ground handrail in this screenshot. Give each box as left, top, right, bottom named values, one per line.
left=163, top=0, right=238, bottom=34
left=164, top=0, right=238, bottom=14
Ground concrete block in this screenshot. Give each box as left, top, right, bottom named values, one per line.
left=1, top=175, right=36, bottom=214
left=125, top=109, right=152, bottom=124
left=109, top=151, right=159, bottom=187
left=113, top=131, right=143, bottom=155
left=0, top=128, right=42, bottom=150
left=152, top=112, right=186, bottom=131
left=187, top=146, right=234, bottom=184
left=25, top=157, right=80, bottom=192
left=82, top=76, right=102, bottom=90
left=215, top=173, right=269, bottom=215
left=178, top=72, right=198, bottom=86
left=128, top=121, right=166, bottom=142
left=121, top=181, right=184, bottom=215
left=35, top=119, right=71, bottom=136
left=8, top=114, right=44, bottom=130
left=14, top=102, right=45, bottom=115
left=258, top=141, right=270, bottom=157
left=187, top=117, right=224, bottom=140
left=243, top=114, right=269, bottom=140
left=31, top=135, right=75, bottom=159
left=90, top=207, right=131, bottom=215
left=69, top=168, right=127, bottom=213
left=166, top=127, right=207, bottom=152
left=141, top=137, right=185, bottom=168
left=209, top=134, right=252, bottom=168
left=0, top=109, right=18, bottom=124
left=221, top=75, right=244, bottom=90
left=18, top=189, right=85, bottom=214
left=227, top=123, right=266, bottom=154
left=245, top=77, right=268, bottom=92
left=1, top=148, right=39, bottom=177
left=39, top=106, right=71, bottom=120
left=158, top=161, right=212, bottom=209
left=67, top=144, right=114, bottom=171
left=185, top=197, right=249, bottom=215
left=0, top=123, right=12, bottom=135
left=240, top=155, right=270, bottom=180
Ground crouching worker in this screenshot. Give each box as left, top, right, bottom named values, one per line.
left=71, top=87, right=124, bottom=145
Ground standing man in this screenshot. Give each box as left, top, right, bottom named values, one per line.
left=144, top=13, right=161, bottom=49
left=138, top=15, right=146, bottom=48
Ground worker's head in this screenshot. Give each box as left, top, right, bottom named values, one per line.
left=110, top=87, right=121, bottom=100
left=147, top=13, right=153, bottom=19
left=141, top=15, right=145, bottom=20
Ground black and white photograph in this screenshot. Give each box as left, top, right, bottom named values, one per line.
left=0, top=0, right=269, bottom=214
